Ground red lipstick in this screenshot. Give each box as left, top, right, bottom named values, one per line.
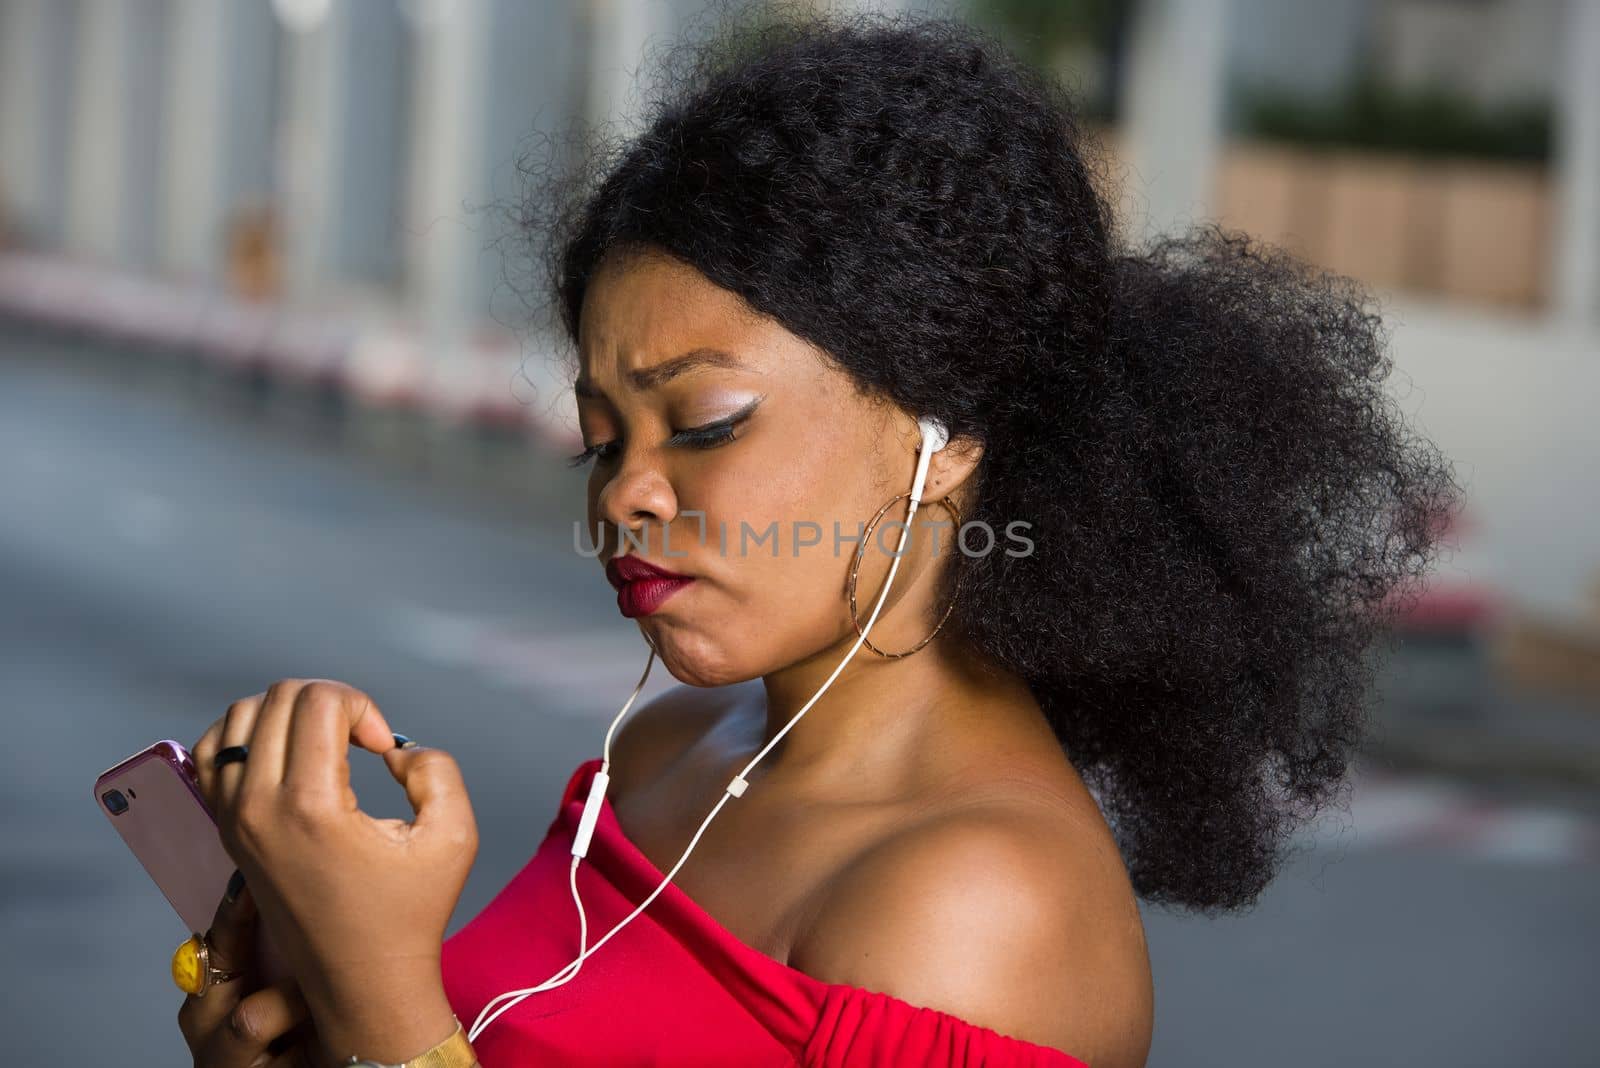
left=605, top=555, right=696, bottom=618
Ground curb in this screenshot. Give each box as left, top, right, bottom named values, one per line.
left=0, top=251, right=584, bottom=457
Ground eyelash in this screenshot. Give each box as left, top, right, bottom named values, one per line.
left=567, top=414, right=747, bottom=469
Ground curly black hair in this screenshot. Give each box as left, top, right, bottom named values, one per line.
left=510, top=3, right=1462, bottom=914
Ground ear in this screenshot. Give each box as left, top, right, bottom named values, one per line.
left=920, top=432, right=983, bottom=508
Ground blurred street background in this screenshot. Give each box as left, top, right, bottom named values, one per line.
left=2, top=0, right=1598, bottom=1065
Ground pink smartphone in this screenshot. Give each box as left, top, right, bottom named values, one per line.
left=94, top=740, right=290, bottom=982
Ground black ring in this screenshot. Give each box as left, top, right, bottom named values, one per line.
left=213, top=745, right=249, bottom=769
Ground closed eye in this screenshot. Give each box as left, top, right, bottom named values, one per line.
left=566, top=441, right=618, bottom=468
left=567, top=396, right=763, bottom=469
left=665, top=417, right=741, bottom=450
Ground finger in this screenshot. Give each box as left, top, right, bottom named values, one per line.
left=198, top=978, right=310, bottom=1068
left=240, top=679, right=305, bottom=790
left=176, top=871, right=256, bottom=1047
left=282, top=682, right=396, bottom=792
left=382, top=745, right=475, bottom=842
left=191, top=717, right=228, bottom=810
left=216, top=694, right=266, bottom=811
left=205, top=871, right=258, bottom=974
left=281, top=685, right=356, bottom=799
left=339, top=682, right=397, bottom=755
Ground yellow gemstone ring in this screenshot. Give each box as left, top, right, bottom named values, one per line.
left=171, top=931, right=243, bottom=998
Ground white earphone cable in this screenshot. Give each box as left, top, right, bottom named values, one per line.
left=469, top=424, right=942, bottom=1044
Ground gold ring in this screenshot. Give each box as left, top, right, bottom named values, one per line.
left=171, top=931, right=243, bottom=998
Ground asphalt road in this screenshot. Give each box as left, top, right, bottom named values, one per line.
left=3, top=335, right=1596, bottom=1066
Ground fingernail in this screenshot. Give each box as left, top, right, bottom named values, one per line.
left=225, top=869, right=246, bottom=903
left=393, top=733, right=419, bottom=749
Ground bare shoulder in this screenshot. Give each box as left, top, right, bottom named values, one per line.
left=788, top=785, right=1154, bottom=1068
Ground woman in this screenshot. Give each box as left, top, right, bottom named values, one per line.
left=172, top=8, right=1459, bottom=1067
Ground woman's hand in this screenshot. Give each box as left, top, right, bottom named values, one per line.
left=177, top=876, right=317, bottom=1067
left=190, top=679, right=478, bottom=1062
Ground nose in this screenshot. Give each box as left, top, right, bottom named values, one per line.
left=594, top=452, right=679, bottom=540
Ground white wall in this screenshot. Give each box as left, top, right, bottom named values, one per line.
left=1385, top=296, right=1600, bottom=622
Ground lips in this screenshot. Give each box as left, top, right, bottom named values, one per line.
left=605, top=555, right=692, bottom=588
left=605, top=555, right=696, bottom=618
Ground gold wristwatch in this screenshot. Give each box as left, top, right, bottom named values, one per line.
left=345, top=1018, right=477, bottom=1068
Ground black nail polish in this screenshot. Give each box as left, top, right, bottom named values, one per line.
left=393, top=733, right=417, bottom=749
left=225, top=870, right=245, bottom=903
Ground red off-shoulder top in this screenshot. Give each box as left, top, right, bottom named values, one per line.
left=442, top=757, right=1090, bottom=1067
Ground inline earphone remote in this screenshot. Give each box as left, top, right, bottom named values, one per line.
left=470, top=417, right=952, bottom=1041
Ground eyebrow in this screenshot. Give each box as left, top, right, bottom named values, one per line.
left=573, top=347, right=751, bottom=399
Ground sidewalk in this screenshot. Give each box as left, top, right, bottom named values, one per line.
left=0, top=250, right=584, bottom=458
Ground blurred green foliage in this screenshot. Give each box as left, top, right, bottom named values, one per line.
left=971, top=0, right=1126, bottom=52
left=965, top=0, right=1132, bottom=121
left=1236, top=76, right=1552, bottom=162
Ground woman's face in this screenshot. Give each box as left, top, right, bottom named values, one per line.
left=573, top=247, right=963, bottom=687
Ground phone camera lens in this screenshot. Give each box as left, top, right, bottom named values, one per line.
left=102, top=789, right=129, bottom=815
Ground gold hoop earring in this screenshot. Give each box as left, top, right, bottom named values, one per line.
left=846, top=492, right=964, bottom=659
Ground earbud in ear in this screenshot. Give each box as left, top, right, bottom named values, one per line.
left=917, top=416, right=950, bottom=454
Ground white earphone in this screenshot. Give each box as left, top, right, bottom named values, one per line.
left=469, top=416, right=951, bottom=1042
left=918, top=413, right=951, bottom=453
left=911, top=415, right=949, bottom=504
